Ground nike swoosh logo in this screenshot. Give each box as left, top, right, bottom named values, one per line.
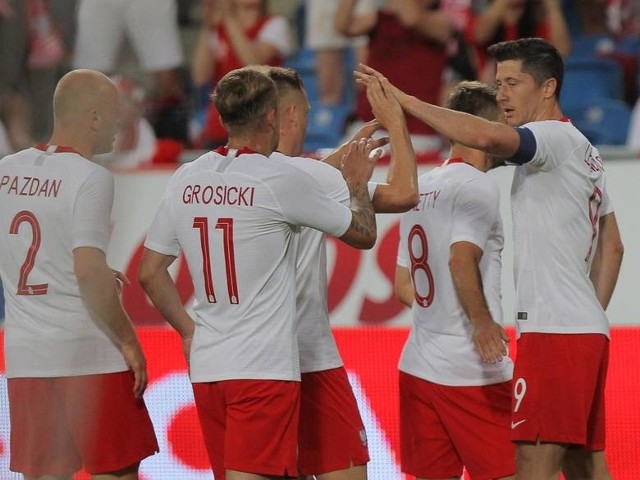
left=511, top=419, right=527, bottom=429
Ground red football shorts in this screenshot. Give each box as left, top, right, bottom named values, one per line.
left=298, top=367, right=369, bottom=476
left=400, top=371, right=515, bottom=480
left=8, top=371, right=159, bottom=477
left=511, top=333, right=609, bottom=449
left=192, top=379, right=299, bottom=479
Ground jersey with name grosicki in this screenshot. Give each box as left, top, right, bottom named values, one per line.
left=145, top=148, right=353, bottom=383
left=510, top=120, right=613, bottom=337
left=0, top=145, right=127, bottom=378
left=397, top=161, right=513, bottom=386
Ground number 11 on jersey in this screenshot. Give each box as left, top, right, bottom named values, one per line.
left=193, top=216, right=240, bottom=304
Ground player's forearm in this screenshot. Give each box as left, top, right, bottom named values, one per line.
left=138, top=255, right=195, bottom=339
left=341, top=182, right=377, bottom=249
left=400, top=94, right=519, bottom=157
left=75, top=259, right=139, bottom=348
left=590, top=215, right=624, bottom=310
left=373, top=120, right=418, bottom=213
left=395, top=266, right=414, bottom=308
left=450, top=251, right=492, bottom=326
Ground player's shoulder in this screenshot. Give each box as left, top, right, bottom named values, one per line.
left=271, top=152, right=346, bottom=191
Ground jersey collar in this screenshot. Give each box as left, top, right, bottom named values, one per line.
left=442, top=157, right=472, bottom=167
left=214, top=145, right=260, bottom=157
left=33, top=143, right=82, bottom=156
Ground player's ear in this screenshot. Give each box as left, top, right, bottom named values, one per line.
left=90, top=108, right=101, bottom=132
left=542, top=77, right=557, bottom=99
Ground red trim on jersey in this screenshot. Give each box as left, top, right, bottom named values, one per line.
left=442, top=157, right=472, bottom=167
left=33, top=144, right=82, bottom=156
left=560, top=116, right=571, bottom=123
left=213, top=145, right=260, bottom=157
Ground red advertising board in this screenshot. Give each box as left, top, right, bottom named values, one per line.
left=1, top=328, right=638, bottom=479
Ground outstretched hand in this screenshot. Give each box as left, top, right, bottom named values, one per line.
left=354, top=64, right=405, bottom=106
left=340, top=137, right=382, bottom=187
left=350, top=120, right=389, bottom=150
left=364, top=71, right=405, bottom=130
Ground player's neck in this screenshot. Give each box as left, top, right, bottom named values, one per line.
left=532, top=101, right=564, bottom=123
left=449, top=146, right=488, bottom=172
left=227, top=135, right=275, bottom=157
left=48, top=128, right=93, bottom=160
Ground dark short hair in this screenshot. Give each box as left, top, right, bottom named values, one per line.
left=258, top=66, right=305, bottom=97
left=213, top=66, right=278, bottom=133
left=488, top=38, right=564, bottom=99
left=445, top=81, right=500, bottom=121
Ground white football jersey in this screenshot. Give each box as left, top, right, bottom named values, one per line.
left=270, top=152, right=377, bottom=373
left=510, top=119, right=613, bottom=336
left=145, top=147, right=353, bottom=383
left=0, top=145, right=127, bottom=378
left=397, top=160, right=513, bottom=386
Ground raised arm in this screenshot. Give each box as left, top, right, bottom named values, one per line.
left=335, top=0, right=377, bottom=37
left=449, top=241, right=509, bottom=363
left=192, top=0, right=220, bottom=86
left=365, top=71, right=418, bottom=213
left=338, top=139, right=381, bottom=249
left=138, top=248, right=195, bottom=362
left=392, top=0, right=455, bottom=45
left=356, top=64, right=522, bottom=158
left=543, top=0, right=572, bottom=57
left=74, top=247, right=147, bottom=397
left=589, top=212, right=624, bottom=310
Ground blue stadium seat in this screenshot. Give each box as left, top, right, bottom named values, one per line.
left=304, top=103, right=351, bottom=152
left=570, top=34, right=617, bottom=57
left=564, top=98, right=632, bottom=145
left=561, top=55, right=625, bottom=105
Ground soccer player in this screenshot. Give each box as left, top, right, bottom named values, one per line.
left=137, top=66, right=378, bottom=480
left=394, top=81, right=515, bottom=480
left=356, top=37, right=624, bottom=480
left=0, top=69, right=158, bottom=480
left=264, top=66, right=417, bottom=480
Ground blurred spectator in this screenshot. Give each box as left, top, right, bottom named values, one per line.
left=94, top=75, right=158, bottom=169
left=304, top=0, right=372, bottom=106
left=72, top=0, right=189, bottom=143
left=607, top=0, right=640, bottom=37
left=464, top=0, right=572, bottom=83
left=0, top=0, right=71, bottom=152
left=336, top=0, right=456, bottom=154
left=191, top=0, right=292, bottom=148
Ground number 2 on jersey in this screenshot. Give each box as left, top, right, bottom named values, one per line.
left=9, top=210, right=48, bottom=295
left=408, top=224, right=434, bottom=307
left=193, top=217, right=239, bottom=304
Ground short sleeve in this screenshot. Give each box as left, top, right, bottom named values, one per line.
left=71, top=168, right=113, bottom=252
left=144, top=189, right=181, bottom=257
left=258, top=16, right=293, bottom=57
left=518, top=122, right=572, bottom=171
left=450, top=175, right=500, bottom=250
left=599, top=176, right=614, bottom=216
left=278, top=167, right=353, bottom=238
